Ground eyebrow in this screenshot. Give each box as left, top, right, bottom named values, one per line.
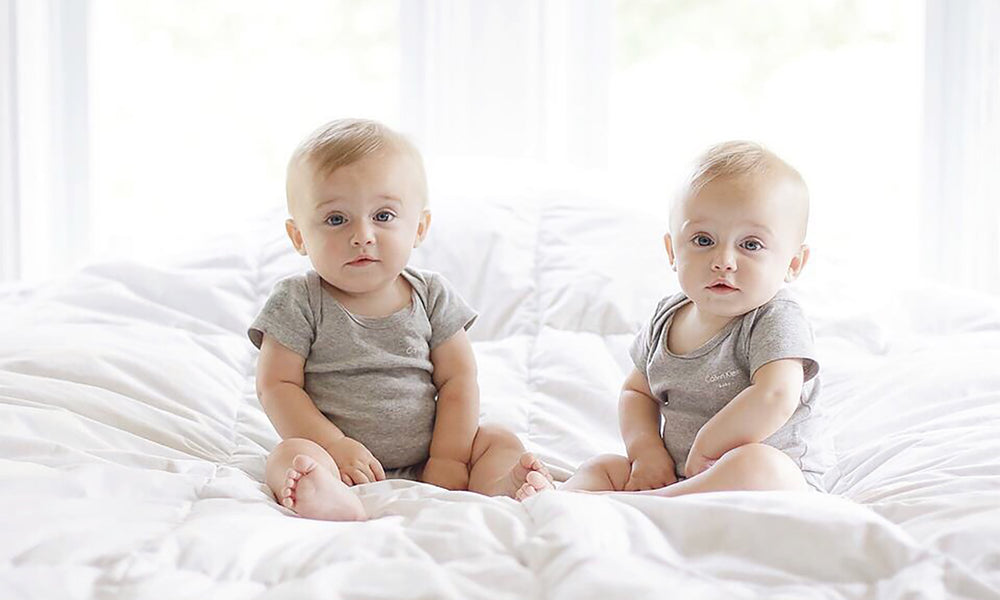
left=314, top=194, right=404, bottom=210
left=684, top=220, right=775, bottom=237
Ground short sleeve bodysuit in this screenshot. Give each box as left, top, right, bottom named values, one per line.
left=249, top=267, right=477, bottom=472
left=629, top=289, right=833, bottom=488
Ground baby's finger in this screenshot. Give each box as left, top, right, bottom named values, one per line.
left=657, top=471, right=675, bottom=486
left=371, top=459, right=386, bottom=481
left=351, top=468, right=371, bottom=484
left=341, top=472, right=353, bottom=486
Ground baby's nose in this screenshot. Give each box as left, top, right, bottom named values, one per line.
left=711, top=249, right=737, bottom=271
left=350, top=224, right=376, bottom=246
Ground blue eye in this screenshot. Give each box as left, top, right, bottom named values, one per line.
left=741, top=239, right=764, bottom=252
left=325, top=214, right=345, bottom=226
left=693, top=235, right=713, bottom=247
left=374, top=211, right=395, bottom=223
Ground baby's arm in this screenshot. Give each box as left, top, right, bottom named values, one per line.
left=620, top=368, right=677, bottom=490
left=685, top=358, right=804, bottom=477
left=424, top=328, right=479, bottom=490
left=257, top=335, right=385, bottom=484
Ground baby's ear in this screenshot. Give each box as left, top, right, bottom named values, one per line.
left=785, top=244, right=810, bottom=282
left=413, top=210, right=432, bottom=248
left=663, top=233, right=677, bottom=271
left=285, top=219, right=307, bottom=256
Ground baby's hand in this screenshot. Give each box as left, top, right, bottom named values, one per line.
left=325, top=437, right=386, bottom=486
left=624, top=448, right=677, bottom=491
left=683, top=450, right=717, bottom=479
left=421, top=457, right=470, bottom=491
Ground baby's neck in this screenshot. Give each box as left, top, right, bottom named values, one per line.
left=666, top=301, right=736, bottom=355
left=321, top=275, right=412, bottom=318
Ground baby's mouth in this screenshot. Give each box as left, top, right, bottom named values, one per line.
left=347, top=256, right=379, bottom=267
left=707, top=281, right=738, bottom=294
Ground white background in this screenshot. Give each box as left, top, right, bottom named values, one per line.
left=2, top=0, right=998, bottom=294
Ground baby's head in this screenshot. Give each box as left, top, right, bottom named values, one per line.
left=284, top=118, right=430, bottom=296
left=665, top=141, right=810, bottom=319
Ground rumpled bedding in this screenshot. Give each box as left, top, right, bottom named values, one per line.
left=2, top=186, right=999, bottom=599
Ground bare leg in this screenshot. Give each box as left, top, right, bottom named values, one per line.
left=515, top=453, right=631, bottom=501
left=265, top=438, right=366, bottom=521
left=466, top=424, right=553, bottom=498
left=633, top=443, right=808, bottom=497
left=558, top=454, right=632, bottom=492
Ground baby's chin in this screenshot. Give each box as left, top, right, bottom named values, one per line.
left=695, top=303, right=752, bottom=320
left=695, top=288, right=784, bottom=318
left=316, top=267, right=401, bottom=294
left=686, top=290, right=753, bottom=316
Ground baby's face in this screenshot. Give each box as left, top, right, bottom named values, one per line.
left=667, top=173, right=808, bottom=319
left=286, top=150, right=429, bottom=297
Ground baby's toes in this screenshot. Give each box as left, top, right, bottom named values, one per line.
left=291, top=454, right=319, bottom=474
left=521, top=453, right=553, bottom=482
left=535, top=462, right=554, bottom=482
left=515, top=482, right=538, bottom=501
left=519, top=453, right=543, bottom=473
left=279, top=485, right=295, bottom=507
left=525, top=470, right=553, bottom=492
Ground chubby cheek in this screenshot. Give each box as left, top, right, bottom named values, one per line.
left=674, top=253, right=706, bottom=278
left=304, top=233, right=333, bottom=258
left=744, top=262, right=787, bottom=298
left=302, top=231, right=347, bottom=270
left=676, top=267, right=705, bottom=297
left=381, top=236, right=414, bottom=267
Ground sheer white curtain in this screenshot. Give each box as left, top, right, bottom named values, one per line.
left=0, top=0, right=88, bottom=283
left=2, top=1, right=999, bottom=295
left=1, top=0, right=17, bottom=281
left=923, top=0, right=1000, bottom=294
left=399, top=0, right=611, bottom=170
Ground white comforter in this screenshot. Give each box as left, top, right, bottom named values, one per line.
left=2, top=185, right=999, bottom=599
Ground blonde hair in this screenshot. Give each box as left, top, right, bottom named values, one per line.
left=286, top=118, right=428, bottom=210
left=686, top=140, right=803, bottom=197
left=671, top=140, right=809, bottom=237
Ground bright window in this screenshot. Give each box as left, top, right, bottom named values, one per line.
left=611, top=1, right=924, bottom=279
left=88, top=0, right=399, bottom=263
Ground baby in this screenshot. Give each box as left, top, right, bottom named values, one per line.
left=250, top=118, right=551, bottom=520
left=518, top=141, right=831, bottom=500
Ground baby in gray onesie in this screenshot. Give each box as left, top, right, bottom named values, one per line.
left=518, top=140, right=831, bottom=500
left=254, top=118, right=551, bottom=522
left=628, top=288, right=833, bottom=491
left=250, top=267, right=476, bottom=479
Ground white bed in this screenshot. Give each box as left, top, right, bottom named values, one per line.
left=2, top=177, right=1000, bottom=599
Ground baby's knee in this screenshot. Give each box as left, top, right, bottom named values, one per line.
left=472, top=423, right=522, bottom=451
left=583, top=453, right=632, bottom=485
left=584, top=453, right=629, bottom=469
left=723, top=444, right=805, bottom=490
left=267, top=438, right=335, bottom=472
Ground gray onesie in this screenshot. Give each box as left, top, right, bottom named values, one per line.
left=629, top=288, right=832, bottom=490
left=248, top=267, right=477, bottom=475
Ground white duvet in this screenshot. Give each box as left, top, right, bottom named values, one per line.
left=2, top=182, right=999, bottom=599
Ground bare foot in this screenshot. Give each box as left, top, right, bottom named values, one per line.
left=515, top=470, right=555, bottom=501
left=280, top=454, right=367, bottom=521
left=508, top=452, right=554, bottom=500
